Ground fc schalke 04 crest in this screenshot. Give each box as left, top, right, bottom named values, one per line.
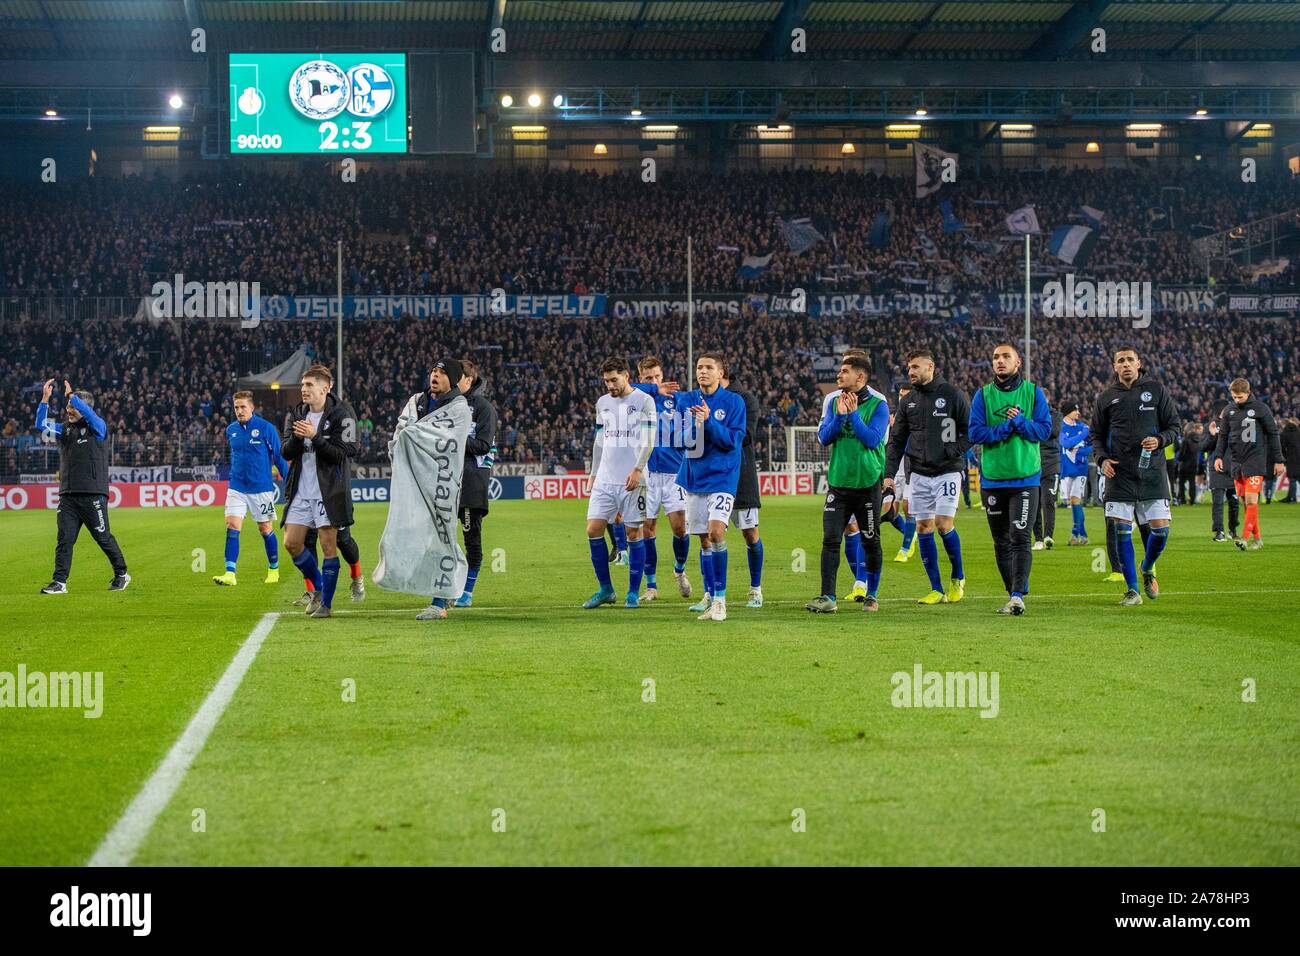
left=346, top=63, right=395, bottom=118
left=289, top=60, right=349, bottom=120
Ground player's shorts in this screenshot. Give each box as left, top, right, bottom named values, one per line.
left=645, top=470, right=687, bottom=516
left=587, top=481, right=647, bottom=526
left=1104, top=499, right=1172, bottom=524
left=907, top=471, right=963, bottom=519
left=892, top=466, right=910, bottom=504
left=729, top=506, right=759, bottom=530
left=225, top=488, right=276, bottom=522
left=285, top=495, right=330, bottom=529
left=686, top=491, right=735, bottom=534
left=1061, top=475, right=1088, bottom=501
left=1234, top=475, right=1265, bottom=496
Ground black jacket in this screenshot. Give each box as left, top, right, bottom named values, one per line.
left=281, top=393, right=358, bottom=529
left=1176, top=431, right=1204, bottom=475
left=1207, top=424, right=1235, bottom=490
left=1283, top=422, right=1300, bottom=477
left=729, top=385, right=762, bottom=510
left=460, top=378, right=499, bottom=513
left=1092, top=372, right=1180, bottom=503
left=884, top=375, right=971, bottom=478
left=1214, top=396, right=1284, bottom=479
left=1039, top=410, right=1063, bottom=474
left=58, top=416, right=111, bottom=496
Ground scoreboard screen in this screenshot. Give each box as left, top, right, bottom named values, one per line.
left=229, top=52, right=408, bottom=154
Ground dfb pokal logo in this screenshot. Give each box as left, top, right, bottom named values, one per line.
left=289, top=60, right=349, bottom=120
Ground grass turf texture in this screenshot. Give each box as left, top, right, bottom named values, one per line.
left=2, top=497, right=1298, bottom=866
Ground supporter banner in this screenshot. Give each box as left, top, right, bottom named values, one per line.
left=109, top=465, right=173, bottom=483
left=173, top=464, right=221, bottom=481
left=234, top=294, right=608, bottom=320
left=493, top=462, right=547, bottom=476
left=19, top=473, right=57, bottom=484
left=353, top=464, right=392, bottom=479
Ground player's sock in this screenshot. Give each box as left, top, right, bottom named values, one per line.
left=1244, top=503, right=1259, bottom=539
left=866, top=566, right=881, bottom=598
left=844, top=531, right=862, bottom=579
left=223, top=528, right=240, bottom=573
left=321, top=556, right=340, bottom=608
left=712, top=541, right=728, bottom=598
left=1072, top=504, right=1085, bottom=537
left=1138, top=522, right=1151, bottom=552
left=889, top=514, right=906, bottom=533
left=672, top=533, right=689, bottom=573
left=1140, top=526, right=1169, bottom=573
left=642, top=534, right=658, bottom=585
left=431, top=597, right=447, bottom=609
left=1105, top=521, right=1120, bottom=572
left=902, top=517, right=917, bottom=552
left=612, top=522, right=628, bottom=553
left=628, top=539, right=645, bottom=594
left=940, top=528, right=964, bottom=580
left=261, top=530, right=278, bottom=570
left=917, top=531, right=943, bottom=592
left=588, top=537, right=614, bottom=591
left=700, top=547, right=715, bottom=596
left=349, top=561, right=361, bottom=580
left=1115, top=523, right=1139, bottom=590
left=292, top=548, right=323, bottom=592
left=747, top=538, right=763, bottom=588
left=463, top=566, right=479, bottom=594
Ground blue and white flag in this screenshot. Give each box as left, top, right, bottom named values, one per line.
left=915, top=142, right=958, bottom=199
left=780, top=217, right=824, bottom=254
left=915, top=227, right=939, bottom=260
left=939, top=199, right=965, bottom=235
left=868, top=201, right=894, bottom=249
left=1080, top=205, right=1105, bottom=229
left=738, top=252, right=773, bottom=279
left=1005, top=205, right=1041, bottom=235
left=1048, top=225, right=1097, bottom=267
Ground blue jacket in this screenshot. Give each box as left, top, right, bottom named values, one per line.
left=35, top=394, right=105, bottom=440
left=817, top=388, right=890, bottom=454
left=226, top=414, right=289, bottom=494
left=1059, top=420, right=1092, bottom=478
left=969, top=378, right=1053, bottom=488
left=674, top=385, right=746, bottom=495
left=632, top=383, right=686, bottom=476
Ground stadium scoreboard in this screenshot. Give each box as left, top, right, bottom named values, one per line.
left=229, top=53, right=408, bottom=154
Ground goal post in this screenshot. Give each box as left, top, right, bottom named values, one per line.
left=785, top=425, right=828, bottom=496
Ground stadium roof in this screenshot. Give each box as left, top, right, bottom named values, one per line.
left=1, top=0, right=1299, bottom=61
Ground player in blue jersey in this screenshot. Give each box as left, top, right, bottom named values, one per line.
left=633, top=356, right=692, bottom=601
left=213, top=391, right=289, bottom=586
left=1058, top=400, right=1092, bottom=545
left=676, top=352, right=747, bottom=622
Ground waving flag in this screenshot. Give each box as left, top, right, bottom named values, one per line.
left=915, top=142, right=958, bottom=199
left=939, top=199, right=965, bottom=235
left=1048, top=225, right=1097, bottom=267
left=780, top=216, right=825, bottom=254
left=1005, top=205, right=1041, bottom=235
left=868, top=201, right=894, bottom=249
left=1080, top=205, right=1105, bottom=229
left=738, top=252, right=773, bottom=279
left=915, top=227, right=939, bottom=260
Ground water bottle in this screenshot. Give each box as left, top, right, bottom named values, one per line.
left=1139, top=446, right=1153, bottom=470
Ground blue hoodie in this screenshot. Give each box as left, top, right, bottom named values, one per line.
left=674, top=385, right=747, bottom=495
left=968, top=377, right=1053, bottom=488
left=1059, top=419, right=1092, bottom=478
left=226, top=414, right=289, bottom=494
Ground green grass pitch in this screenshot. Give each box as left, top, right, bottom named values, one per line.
left=2, top=496, right=1298, bottom=866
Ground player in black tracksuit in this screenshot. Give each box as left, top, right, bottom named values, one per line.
left=1092, top=349, right=1180, bottom=605
left=1033, top=406, right=1063, bottom=548
left=883, top=353, right=971, bottom=603
left=454, top=363, right=499, bottom=607
left=36, top=379, right=129, bottom=594
left=1206, top=418, right=1239, bottom=540
left=281, top=368, right=359, bottom=618
left=721, top=372, right=765, bottom=607
left=1212, top=380, right=1285, bottom=549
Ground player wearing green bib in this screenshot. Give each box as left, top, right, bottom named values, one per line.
left=968, top=343, right=1054, bottom=616
left=805, top=355, right=891, bottom=613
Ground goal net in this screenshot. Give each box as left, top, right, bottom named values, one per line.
left=782, top=425, right=828, bottom=496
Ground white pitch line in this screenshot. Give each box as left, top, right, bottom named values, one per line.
left=87, top=612, right=279, bottom=867
left=325, top=587, right=1300, bottom=615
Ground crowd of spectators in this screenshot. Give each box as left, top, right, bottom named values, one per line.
left=3, top=165, right=1299, bottom=301
left=2, top=305, right=1296, bottom=479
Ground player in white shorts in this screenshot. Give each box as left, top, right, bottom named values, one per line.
left=212, top=390, right=289, bottom=587
left=632, top=356, right=693, bottom=601
left=582, top=357, right=656, bottom=610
